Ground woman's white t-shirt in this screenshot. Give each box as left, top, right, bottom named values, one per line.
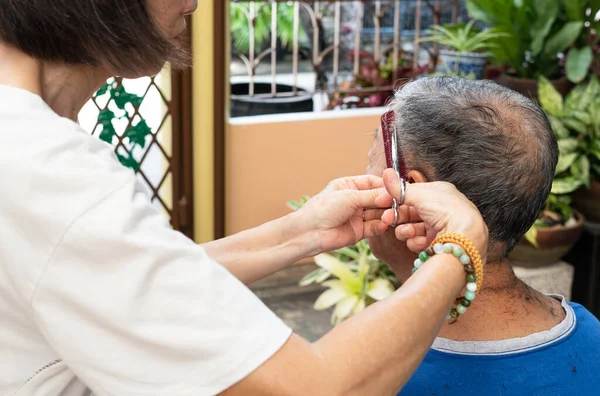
left=0, top=85, right=292, bottom=395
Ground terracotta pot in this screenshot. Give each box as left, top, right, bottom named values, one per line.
left=573, top=179, right=600, bottom=223
left=509, top=209, right=585, bottom=268
left=494, top=74, right=573, bottom=101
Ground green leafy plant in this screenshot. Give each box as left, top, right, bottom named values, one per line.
left=287, top=197, right=400, bottom=325
left=561, top=1, right=600, bottom=83
left=230, top=2, right=308, bottom=55
left=466, top=0, right=586, bottom=80
left=539, top=75, right=600, bottom=185
left=419, top=20, right=507, bottom=53
left=524, top=75, right=600, bottom=245
left=428, top=68, right=477, bottom=79
left=93, top=78, right=152, bottom=171
left=327, top=51, right=425, bottom=110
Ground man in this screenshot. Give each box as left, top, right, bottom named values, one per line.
left=0, top=1, right=491, bottom=395
left=367, top=77, right=600, bottom=395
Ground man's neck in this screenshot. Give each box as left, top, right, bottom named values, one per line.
left=0, top=42, right=107, bottom=120
left=437, top=259, right=566, bottom=341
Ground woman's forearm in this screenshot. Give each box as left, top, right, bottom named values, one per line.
left=315, top=254, right=464, bottom=394
left=220, top=254, right=465, bottom=395
left=202, top=211, right=317, bottom=285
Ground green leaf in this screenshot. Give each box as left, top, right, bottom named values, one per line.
left=314, top=253, right=361, bottom=291
left=352, top=297, right=367, bottom=315
left=549, top=116, right=570, bottom=139
left=551, top=178, right=584, bottom=194
left=563, top=118, right=588, bottom=134
left=367, top=279, right=394, bottom=301
left=286, top=200, right=302, bottom=211
left=576, top=155, right=591, bottom=188
left=573, top=110, right=592, bottom=126
left=334, top=247, right=361, bottom=260
left=562, top=0, right=585, bottom=21
left=543, top=21, right=584, bottom=58
left=558, top=138, right=579, bottom=154
left=357, top=253, right=370, bottom=283
left=299, top=268, right=329, bottom=286
left=116, top=153, right=139, bottom=171
left=314, top=287, right=348, bottom=310
left=124, top=120, right=151, bottom=148
left=556, top=153, right=579, bottom=175
left=466, top=0, right=504, bottom=25
left=538, top=76, right=564, bottom=116
left=591, top=0, right=600, bottom=15
left=112, top=85, right=144, bottom=110
left=524, top=226, right=538, bottom=248
left=332, top=295, right=360, bottom=325
left=98, top=125, right=116, bottom=144
left=95, top=83, right=110, bottom=97
left=580, top=75, right=600, bottom=110
left=565, top=84, right=587, bottom=110
left=530, top=0, right=559, bottom=56
left=566, top=46, right=594, bottom=83
left=593, top=163, right=600, bottom=178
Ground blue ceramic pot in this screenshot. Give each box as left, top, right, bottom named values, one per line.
left=437, top=50, right=488, bottom=79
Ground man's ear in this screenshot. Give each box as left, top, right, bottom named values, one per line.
left=407, top=170, right=428, bottom=184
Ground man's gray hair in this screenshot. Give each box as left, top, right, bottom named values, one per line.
left=388, top=77, right=558, bottom=258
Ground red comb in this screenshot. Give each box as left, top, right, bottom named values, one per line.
left=381, top=111, right=407, bottom=179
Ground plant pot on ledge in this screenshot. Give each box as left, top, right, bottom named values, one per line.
left=494, top=74, right=573, bottom=101
left=573, top=179, right=600, bottom=224
left=230, top=82, right=314, bottom=118
left=509, top=210, right=585, bottom=268
left=438, top=50, right=488, bottom=79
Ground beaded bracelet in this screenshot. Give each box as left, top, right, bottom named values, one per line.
left=411, top=232, right=484, bottom=321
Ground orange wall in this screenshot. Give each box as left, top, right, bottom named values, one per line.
left=226, top=111, right=382, bottom=235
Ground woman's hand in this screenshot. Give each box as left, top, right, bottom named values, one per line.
left=377, top=169, right=488, bottom=260
left=294, top=175, right=391, bottom=255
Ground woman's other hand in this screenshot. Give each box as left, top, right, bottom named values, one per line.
left=294, top=175, right=391, bottom=255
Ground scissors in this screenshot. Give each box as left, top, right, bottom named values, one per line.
left=381, top=111, right=407, bottom=228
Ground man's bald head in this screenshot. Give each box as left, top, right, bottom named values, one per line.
left=388, top=77, right=558, bottom=259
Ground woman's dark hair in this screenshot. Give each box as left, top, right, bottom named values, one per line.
left=0, top=0, right=188, bottom=75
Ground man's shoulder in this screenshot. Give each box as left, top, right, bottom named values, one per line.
left=569, top=302, right=600, bottom=337
left=400, top=301, right=600, bottom=395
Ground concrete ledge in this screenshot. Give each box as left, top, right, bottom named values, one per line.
left=512, top=261, right=574, bottom=300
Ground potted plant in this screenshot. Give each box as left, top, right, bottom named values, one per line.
left=229, top=2, right=314, bottom=117
left=230, top=1, right=308, bottom=59
left=419, top=20, right=507, bottom=79
left=299, top=241, right=399, bottom=325
left=287, top=197, right=399, bottom=325
left=510, top=189, right=585, bottom=268
left=466, top=0, right=583, bottom=98
left=562, top=1, right=600, bottom=83
left=509, top=76, right=593, bottom=266
left=327, top=50, right=425, bottom=110
left=541, top=75, right=600, bottom=223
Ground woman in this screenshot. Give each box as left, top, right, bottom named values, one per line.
left=0, top=1, right=488, bottom=395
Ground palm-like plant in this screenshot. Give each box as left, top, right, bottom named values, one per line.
left=230, top=2, right=308, bottom=55
left=288, top=196, right=399, bottom=326
left=301, top=242, right=397, bottom=325
left=420, top=20, right=507, bottom=53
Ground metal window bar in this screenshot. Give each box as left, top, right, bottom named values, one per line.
left=229, top=0, right=468, bottom=108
